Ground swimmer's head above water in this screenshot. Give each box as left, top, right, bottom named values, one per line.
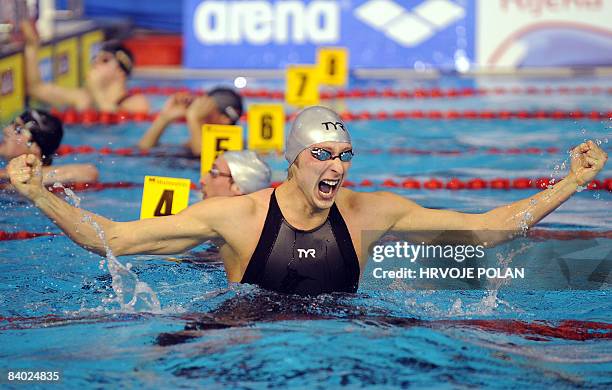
left=88, top=41, right=134, bottom=86
left=208, top=88, right=244, bottom=125
left=200, top=150, right=271, bottom=198
left=0, top=109, right=63, bottom=166
left=285, top=106, right=353, bottom=209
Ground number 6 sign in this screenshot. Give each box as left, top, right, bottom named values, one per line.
left=247, top=104, right=285, bottom=152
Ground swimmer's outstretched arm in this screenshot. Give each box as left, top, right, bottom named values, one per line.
left=21, top=21, right=91, bottom=110
left=382, top=141, right=607, bottom=241
left=7, top=154, right=245, bottom=257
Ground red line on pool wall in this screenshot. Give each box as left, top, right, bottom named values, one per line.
left=128, top=86, right=612, bottom=100
left=50, top=108, right=612, bottom=125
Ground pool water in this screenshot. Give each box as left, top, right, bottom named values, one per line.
left=0, top=75, right=611, bottom=388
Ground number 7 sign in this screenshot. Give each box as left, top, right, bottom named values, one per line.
left=285, top=65, right=320, bottom=107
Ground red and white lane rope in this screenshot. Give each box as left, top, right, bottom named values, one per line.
left=22, top=177, right=612, bottom=193
left=128, top=86, right=612, bottom=100
left=57, top=144, right=583, bottom=158
left=49, top=108, right=612, bottom=125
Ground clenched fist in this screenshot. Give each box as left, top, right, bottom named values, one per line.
left=7, top=154, right=45, bottom=200
left=568, top=140, right=608, bottom=186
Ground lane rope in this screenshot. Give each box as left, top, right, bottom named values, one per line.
left=58, top=144, right=593, bottom=158
left=49, top=108, right=612, bottom=125
left=23, top=177, right=612, bottom=193
left=128, top=86, right=612, bottom=100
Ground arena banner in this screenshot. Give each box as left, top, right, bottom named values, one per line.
left=476, top=0, right=612, bottom=68
left=0, top=53, right=25, bottom=122
left=184, top=0, right=475, bottom=70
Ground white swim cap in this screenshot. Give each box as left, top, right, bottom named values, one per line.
left=285, top=106, right=351, bottom=165
left=223, top=150, right=271, bottom=194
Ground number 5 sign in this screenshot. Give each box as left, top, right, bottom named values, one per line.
left=247, top=104, right=285, bottom=152
left=140, top=176, right=191, bottom=219
left=285, top=65, right=319, bottom=107
left=200, top=124, right=243, bottom=177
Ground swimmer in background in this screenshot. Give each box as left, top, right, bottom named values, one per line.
left=137, top=88, right=243, bottom=157
left=1, top=109, right=98, bottom=188
left=201, top=150, right=271, bottom=199
left=7, top=106, right=608, bottom=296
left=21, top=21, right=150, bottom=113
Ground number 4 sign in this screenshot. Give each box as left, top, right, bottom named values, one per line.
left=247, top=104, right=285, bottom=152
left=140, top=176, right=191, bottom=219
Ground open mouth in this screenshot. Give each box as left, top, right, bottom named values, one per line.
left=318, top=179, right=340, bottom=197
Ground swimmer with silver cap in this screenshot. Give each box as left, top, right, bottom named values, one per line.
left=200, top=150, right=271, bottom=198
left=8, top=105, right=608, bottom=296
left=284, top=105, right=354, bottom=210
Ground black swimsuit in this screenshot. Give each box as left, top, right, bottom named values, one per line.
left=241, top=191, right=361, bottom=295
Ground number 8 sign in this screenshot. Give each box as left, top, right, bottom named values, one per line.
left=247, top=104, right=285, bottom=152
left=317, top=47, right=348, bottom=87
left=285, top=65, right=319, bottom=107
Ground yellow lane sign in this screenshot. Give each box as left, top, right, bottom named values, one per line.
left=317, top=47, right=348, bottom=87
left=285, top=65, right=319, bottom=107
left=247, top=104, right=285, bottom=152
left=200, top=124, right=243, bottom=176
left=140, top=176, right=191, bottom=219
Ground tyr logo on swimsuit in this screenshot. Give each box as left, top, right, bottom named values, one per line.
left=321, top=122, right=346, bottom=131
left=297, top=248, right=316, bottom=259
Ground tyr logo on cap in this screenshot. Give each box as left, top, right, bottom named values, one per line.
left=321, top=121, right=346, bottom=131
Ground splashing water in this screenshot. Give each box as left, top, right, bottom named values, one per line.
left=53, top=182, right=162, bottom=313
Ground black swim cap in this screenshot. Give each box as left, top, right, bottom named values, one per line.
left=209, top=87, right=243, bottom=124
left=100, top=41, right=134, bottom=76
left=19, top=109, right=63, bottom=166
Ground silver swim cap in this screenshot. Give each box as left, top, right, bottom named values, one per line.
left=285, top=106, right=351, bottom=164
left=223, top=150, right=272, bottom=194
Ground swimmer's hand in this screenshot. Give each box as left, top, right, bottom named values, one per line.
left=7, top=154, right=45, bottom=200
left=186, top=95, right=221, bottom=123
left=159, top=92, right=195, bottom=122
left=567, top=140, right=608, bottom=186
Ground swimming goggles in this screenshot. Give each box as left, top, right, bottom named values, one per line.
left=310, top=147, right=354, bottom=162
left=209, top=167, right=233, bottom=179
